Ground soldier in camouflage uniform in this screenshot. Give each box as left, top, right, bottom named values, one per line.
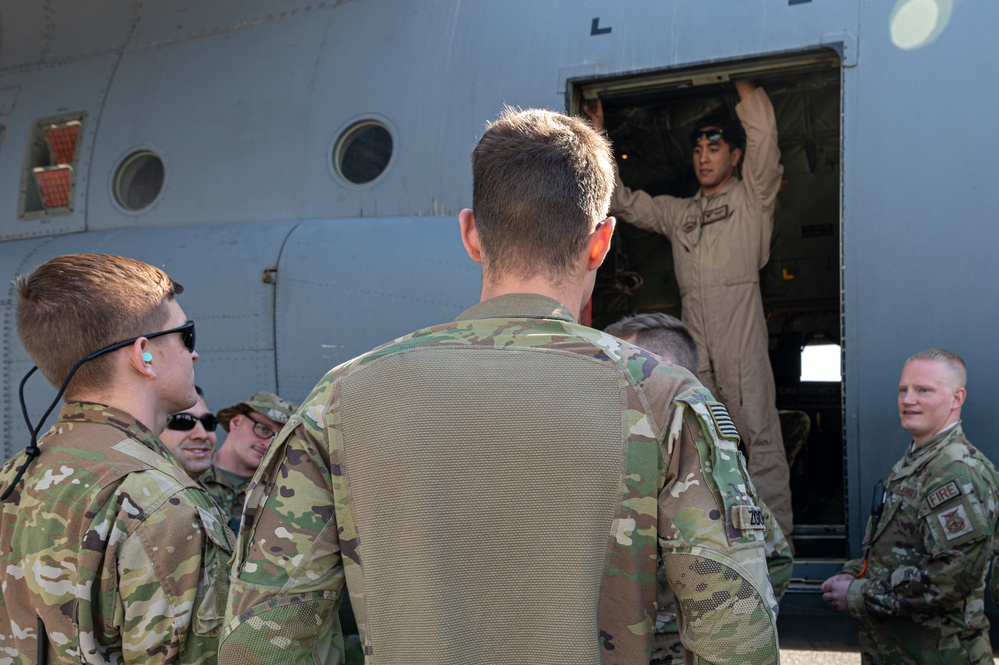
left=161, top=385, right=219, bottom=480
left=821, top=348, right=999, bottom=664
left=199, top=391, right=297, bottom=534
left=0, top=253, right=232, bottom=664
left=220, top=108, right=778, bottom=664
left=606, top=312, right=793, bottom=664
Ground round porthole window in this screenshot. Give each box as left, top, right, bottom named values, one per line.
left=334, top=120, right=393, bottom=185
left=114, top=151, right=164, bottom=211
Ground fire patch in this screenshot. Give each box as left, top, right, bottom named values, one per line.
left=937, top=504, right=973, bottom=541
left=926, top=480, right=962, bottom=509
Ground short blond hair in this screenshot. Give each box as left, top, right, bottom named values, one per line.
left=905, top=348, right=967, bottom=388
left=15, top=254, right=182, bottom=395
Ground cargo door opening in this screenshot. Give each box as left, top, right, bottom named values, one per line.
left=573, top=51, right=843, bottom=558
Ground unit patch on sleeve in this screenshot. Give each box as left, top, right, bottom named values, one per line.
left=926, top=480, right=962, bottom=509
left=937, top=504, right=974, bottom=541
left=707, top=402, right=740, bottom=441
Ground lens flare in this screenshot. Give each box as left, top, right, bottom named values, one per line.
left=890, top=0, right=954, bottom=50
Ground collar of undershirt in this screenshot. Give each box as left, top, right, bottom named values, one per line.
left=907, top=420, right=962, bottom=458
left=455, top=293, right=576, bottom=323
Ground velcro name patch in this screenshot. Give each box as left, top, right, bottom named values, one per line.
left=938, top=504, right=973, bottom=541
left=731, top=504, right=766, bottom=530
left=927, top=480, right=962, bottom=510
left=893, top=485, right=917, bottom=500
left=707, top=402, right=740, bottom=441
left=702, top=205, right=731, bottom=225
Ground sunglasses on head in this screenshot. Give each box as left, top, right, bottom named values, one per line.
left=166, top=412, right=218, bottom=432
left=688, top=128, right=727, bottom=146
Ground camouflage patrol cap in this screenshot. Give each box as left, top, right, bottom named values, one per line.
left=216, top=391, right=298, bottom=432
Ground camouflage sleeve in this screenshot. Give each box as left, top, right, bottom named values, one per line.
left=990, top=555, right=999, bottom=607
left=846, top=474, right=993, bottom=620
left=219, top=395, right=345, bottom=665
left=113, top=481, right=230, bottom=664
left=760, top=499, right=793, bottom=601
left=659, top=395, right=779, bottom=663
left=839, top=558, right=865, bottom=577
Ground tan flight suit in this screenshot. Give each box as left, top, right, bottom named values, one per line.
left=609, top=87, right=793, bottom=534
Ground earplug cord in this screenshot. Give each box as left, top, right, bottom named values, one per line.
left=2, top=336, right=150, bottom=502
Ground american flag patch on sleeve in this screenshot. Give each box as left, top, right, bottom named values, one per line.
left=708, top=402, right=740, bottom=441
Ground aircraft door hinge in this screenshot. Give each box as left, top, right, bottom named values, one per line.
left=821, top=32, right=858, bottom=67
left=262, top=268, right=277, bottom=284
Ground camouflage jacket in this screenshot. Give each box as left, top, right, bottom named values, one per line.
left=220, top=294, right=779, bottom=665
left=199, top=464, right=250, bottom=535
left=840, top=424, right=999, bottom=664
left=991, top=554, right=999, bottom=608
left=652, top=496, right=792, bottom=663
left=0, top=402, right=233, bottom=664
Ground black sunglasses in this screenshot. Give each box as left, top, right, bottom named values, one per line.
left=688, top=128, right=726, bottom=146
left=166, top=412, right=218, bottom=433
left=143, top=320, right=196, bottom=353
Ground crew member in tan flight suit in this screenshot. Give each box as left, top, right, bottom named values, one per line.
left=585, top=79, right=793, bottom=535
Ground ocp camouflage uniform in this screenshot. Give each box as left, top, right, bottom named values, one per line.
left=220, top=294, right=779, bottom=664
left=0, top=402, right=233, bottom=664
left=651, top=498, right=792, bottom=664
left=839, top=423, right=999, bottom=664
left=991, top=554, right=999, bottom=607
left=199, top=464, right=249, bottom=535
left=207, top=391, right=298, bottom=535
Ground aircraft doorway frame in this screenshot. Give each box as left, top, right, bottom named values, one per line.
left=569, top=48, right=845, bottom=572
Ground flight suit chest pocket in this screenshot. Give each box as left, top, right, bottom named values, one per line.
left=194, top=505, right=235, bottom=637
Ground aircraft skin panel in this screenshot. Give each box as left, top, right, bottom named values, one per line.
left=127, top=0, right=327, bottom=49
left=86, top=15, right=333, bottom=230
left=4, top=2, right=864, bottom=236
left=3, top=217, right=481, bottom=462
left=0, top=0, right=133, bottom=70
left=0, top=54, right=120, bottom=240
left=275, top=217, right=481, bottom=400
left=3, top=220, right=298, bottom=461
left=841, top=0, right=999, bottom=554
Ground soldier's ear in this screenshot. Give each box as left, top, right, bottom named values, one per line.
left=952, top=386, right=966, bottom=410
left=586, top=217, right=616, bottom=270
left=459, top=209, right=482, bottom=264
left=129, top=339, right=156, bottom=380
